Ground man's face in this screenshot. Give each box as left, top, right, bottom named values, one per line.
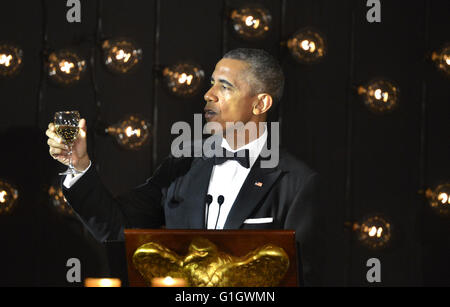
left=204, top=58, right=258, bottom=130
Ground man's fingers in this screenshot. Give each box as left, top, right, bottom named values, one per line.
left=45, top=128, right=62, bottom=143
left=49, top=147, right=69, bottom=156
left=79, top=118, right=87, bottom=138
left=47, top=138, right=68, bottom=150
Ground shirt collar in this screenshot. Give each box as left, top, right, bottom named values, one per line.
left=221, top=124, right=268, bottom=168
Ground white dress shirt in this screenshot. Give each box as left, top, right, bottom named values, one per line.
left=63, top=160, right=92, bottom=188
left=63, top=126, right=268, bottom=231
left=205, top=127, right=267, bottom=229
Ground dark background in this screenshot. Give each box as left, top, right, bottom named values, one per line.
left=0, top=0, right=448, bottom=286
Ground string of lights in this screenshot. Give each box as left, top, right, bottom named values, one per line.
left=36, top=0, right=49, bottom=130
left=344, top=1, right=357, bottom=283
left=90, top=0, right=103, bottom=166
left=151, top=0, right=161, bottom=171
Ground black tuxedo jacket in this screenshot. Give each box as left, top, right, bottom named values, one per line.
left=63, top=136, right=322, bottom=286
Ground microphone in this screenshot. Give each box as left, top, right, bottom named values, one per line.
left=204, top=194, right=213, bottom=229
left=214, top=195, right=225, bottom=230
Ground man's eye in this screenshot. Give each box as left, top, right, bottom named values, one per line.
left=222, top=85, right=229, bottom=90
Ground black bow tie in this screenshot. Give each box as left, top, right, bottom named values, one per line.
left=213, top=148, right=250, bottom=169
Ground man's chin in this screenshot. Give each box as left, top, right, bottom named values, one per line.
left=203, top=119, right=224, bottom=136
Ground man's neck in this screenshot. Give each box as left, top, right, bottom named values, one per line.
left=223, top=122, right=266, bottom=150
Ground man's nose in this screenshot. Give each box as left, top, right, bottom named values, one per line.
left=204, top=87, right=218, bottom=103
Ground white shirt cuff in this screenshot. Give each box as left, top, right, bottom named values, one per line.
left=63, top=160, right=92, bottom=189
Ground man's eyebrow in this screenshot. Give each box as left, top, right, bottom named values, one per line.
left=210, top=76, right=236, bottom=88
left=217, top=78, right=235, bottom=88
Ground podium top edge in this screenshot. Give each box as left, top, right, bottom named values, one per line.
left=124, top=229, right=296, bottom=236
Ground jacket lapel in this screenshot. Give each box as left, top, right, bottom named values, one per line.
left=175, top=157, right=214, bottom=229
left=223, top=157, right=282, bottom=229
left=174, top=134, right=221, bottom=229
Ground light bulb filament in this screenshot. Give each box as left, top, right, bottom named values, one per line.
left=60, top=60, right=75, bottom=74
left=115, top=49, right=131, bottom=63
left=376, top=227, right=383, bottom=238
left=0, top=191, right=7, bottom=203
left=300, top=40, right=316, bottom=53
left=374, top=89, right=389, bottom=102
left=368, top=226, right=377, bottom=237
left=0, top=54, right=12, bottom=66
left=438, top=192, right=448, bottom=204
left=125, top=126, right=141, bottom=137
left=178, top=73, right=193, bottom=85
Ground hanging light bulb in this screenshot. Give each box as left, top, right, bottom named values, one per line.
left=431, top=44, right=450, bottom=76
left=102, top=38, right=143, bottom=74
left=47, top=49, right=86, bottom=85
left=425, top=183, right=450, bottom=217
left=0, top=179, right=18, bottom=215
left=357, top=79, right=400, bottom=113
left=48, top=185, right=73, bottom=215
left=349, top=215, right=392, bottom=250
left=287, top=28, right=326, bottom=64
left=229, top=5, right=272, bottom=40
left=162, top=63, right=205, bottom=98
left=0, top=43, right=23, bottom=77
left=104, top=115, right=151, bottom=150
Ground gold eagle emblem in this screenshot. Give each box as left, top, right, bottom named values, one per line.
left=132, top=237, right=290, bottom=287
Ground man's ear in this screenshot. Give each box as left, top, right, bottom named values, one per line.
left=253, top=93, right=273, bottom=115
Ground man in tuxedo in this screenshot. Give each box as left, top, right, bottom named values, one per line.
left=46, top=48, right=322, bottom=285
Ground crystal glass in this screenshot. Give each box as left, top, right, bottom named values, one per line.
left=54, top=111, right=81, bottom=175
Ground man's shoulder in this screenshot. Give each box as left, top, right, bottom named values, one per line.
left=278, top=148, right=318, bottom=179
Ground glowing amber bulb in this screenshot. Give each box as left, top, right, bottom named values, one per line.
left=368, top=226, right=377, bottom=237
left=374, top=88, right=389, bottom=102
left=48, top=185, right=73, bottom=215
left=115, top=49, right=131, bottom=62
left=300, top=40, right=316, bottom=53
left=426, top=183, right=450, bottom=216
left=162, top=63, right=205, bottom=98
left=244, top=15, right=260, bottom=29
left=0, top=43, right=23, bottom=77
left=431, top=44, right=450, bottom=76
left=125, top=126, right=141, bottom=138
left=59, top=60, right=75, bottom=74
left=102, top=38, right=142, bottom=74
left=106, top=115, right=151, bottom=150
left=245, top=16, right=254, bottom=26
left=0, top=54, right=12, bottom=66
left=438, top=192, right=448, bottom=204
left=0, top=190, right=7, bottom=203
left=356, top=216, right=391, bottom=250
left=47, top=50, right=86, bottom=85
left=230, top=6, right=272, bottom=40
left=0, top=180, right=18, bottom=215
left=357, top=79, right=399, bottom=113
left=178, top=73, right=193, bottom=85
left=287, top=28, right=326, bottom=64
left=376, top=227, right=383, bottom=238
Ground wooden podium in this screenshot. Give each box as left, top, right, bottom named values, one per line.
left=124, top=229, right=298, bottom=287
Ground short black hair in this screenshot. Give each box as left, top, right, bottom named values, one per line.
left=223, top=48, right=284, bottom=106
